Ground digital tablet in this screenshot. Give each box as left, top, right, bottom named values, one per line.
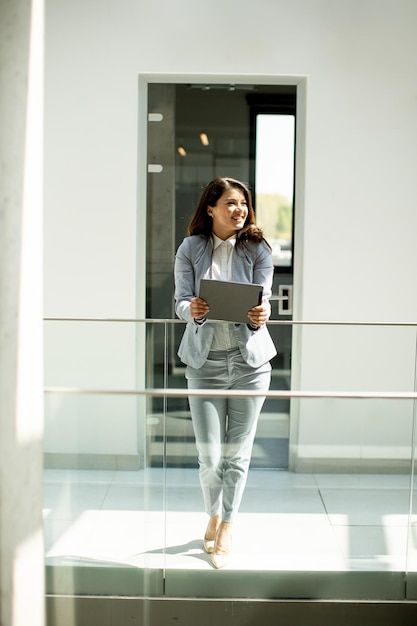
left=199, top=279, right=263, bottom=324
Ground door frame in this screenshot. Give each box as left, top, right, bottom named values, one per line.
left=137, top=73, right=308, bottom=469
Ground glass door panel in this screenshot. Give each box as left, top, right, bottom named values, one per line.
left=255, top=113, right=295, bottom=270
left=146, top=83, right=297, bottom=470
left=253, top=110, right=296, bottom=467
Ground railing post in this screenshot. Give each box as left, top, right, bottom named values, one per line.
left=405, top=327, right=417, bottom=592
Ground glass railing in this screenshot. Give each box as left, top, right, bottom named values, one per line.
left=43, top=318, right=417, bottom=600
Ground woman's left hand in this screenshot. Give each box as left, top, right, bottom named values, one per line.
left=247, top=303, right=269, bottom=328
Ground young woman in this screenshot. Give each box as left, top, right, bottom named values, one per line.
left=174, top=177, right=276, bottom=568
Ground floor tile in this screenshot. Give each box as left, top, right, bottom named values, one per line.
left=246, top=469, right=317, bottom=489
left=83, top=510, right=165, bottom=558
left=335, top=523, right=407, bottom=553
left=314, top=473, right=412, bottom=490
left=42, top=469, right=415, bottom=575
left=110, top=468, right=164, bottom=485
left=44, top=511, right=101, bottom=556
left=165, top=486, right=204, bottom=512
left=43, top=483, right=110, bottom=521
left=102, top=483, right=165, bottom=512
left=43, top=469, right=115, bottom=484
left=320, top=488, right=410, bottom=526
left=240, top=486, right=328, bottom=518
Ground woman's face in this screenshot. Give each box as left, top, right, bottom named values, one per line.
left=207, top=186, right=248, bottom=240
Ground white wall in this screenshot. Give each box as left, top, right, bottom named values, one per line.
left=44, top=0, right=417, bottom=469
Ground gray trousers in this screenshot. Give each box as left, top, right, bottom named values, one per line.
left=186, top=348, right=271, bottom=523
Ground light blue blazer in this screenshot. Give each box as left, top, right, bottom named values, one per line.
left=174, top=235, right=277, bottom=369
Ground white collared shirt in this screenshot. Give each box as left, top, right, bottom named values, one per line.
left=210, top=234, right=239, bottom=351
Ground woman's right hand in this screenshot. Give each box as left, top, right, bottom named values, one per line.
left=190, top=297, right=209, bottom=320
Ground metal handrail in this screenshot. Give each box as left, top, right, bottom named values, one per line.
left=44, top=387, right=417, bottom=400
left=44, top=317, right=417, bottom=327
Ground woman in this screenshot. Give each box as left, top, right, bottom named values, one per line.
left=174, top=177, right=276, bottom=568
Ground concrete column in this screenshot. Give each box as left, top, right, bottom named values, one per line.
left=0, top=1, right=45, bottom=626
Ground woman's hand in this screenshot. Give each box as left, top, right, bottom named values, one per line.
left=190, top=297, right=209, bottom=320
left=247, top=303, right=268, bottom=328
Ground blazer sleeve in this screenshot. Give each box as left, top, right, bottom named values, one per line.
left=174, top=238, right=196, bottom=323
left=252, top=242, right=274, bottom=320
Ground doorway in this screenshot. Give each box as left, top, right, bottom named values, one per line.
left=145, top=82, right=297, bottom=469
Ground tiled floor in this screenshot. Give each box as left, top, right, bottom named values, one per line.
left=43, top=467, right=417, bottom=578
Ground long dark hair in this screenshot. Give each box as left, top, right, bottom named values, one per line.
left=187, top=177, right=270, bottom=248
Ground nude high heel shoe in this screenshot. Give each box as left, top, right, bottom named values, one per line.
left=211, top=523, right=232, bottom=569
left=203, top=537, right=216, bottom=554
left=203, top=515, right=220, bottom=554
